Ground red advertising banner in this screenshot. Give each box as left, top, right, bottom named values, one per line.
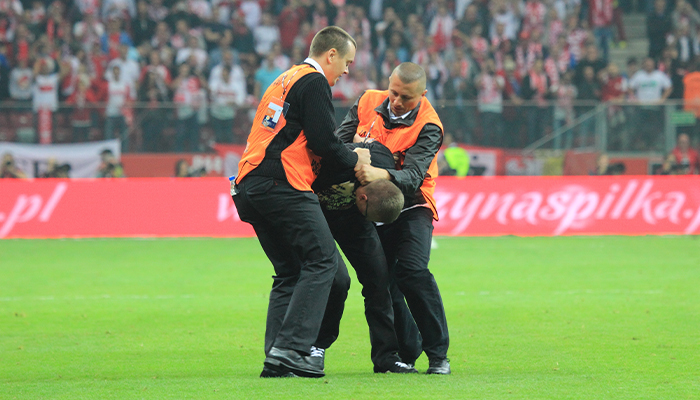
left=1, top=176, right=700, bottom=239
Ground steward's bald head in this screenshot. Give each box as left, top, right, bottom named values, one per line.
left=391, top=62, right=427, bottom=93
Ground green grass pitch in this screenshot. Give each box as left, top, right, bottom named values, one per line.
left=1, top=236, right=699, bottom=399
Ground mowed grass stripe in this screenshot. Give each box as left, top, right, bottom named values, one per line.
left=1, top=237, right=698, bottom=399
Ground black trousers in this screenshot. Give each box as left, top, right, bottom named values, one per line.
left=315, top=207, right=402, bottom=369
left=376, top=207, right=450, bottom=363
left=233, top=175, right=341, bottom=356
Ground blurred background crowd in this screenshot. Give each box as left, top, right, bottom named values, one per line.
left=0, top=0, right=699, bottom=161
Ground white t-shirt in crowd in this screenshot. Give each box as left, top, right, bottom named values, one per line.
left=106, top=57, right=140, bottom=98
left=32, top=73, right=59, bottom=112
left=105, top=77, right=130, bottom=117
left=209, top=72, right=247, bottom=120
left=629, top=70, right=672, bottom=102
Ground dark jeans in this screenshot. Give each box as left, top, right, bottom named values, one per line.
left=480, top=110, right=504, bottom=147
left=72, top=125, right=90, bottom=142
left=376, top=207, right=449, bottom=363
left=212, top=117, right=235, bottom=143
left=175, top=114, right=200, bottom=152
left=316, top=207, right=402, bottom=369
left=141, top=112, right=165, bottom=152
left=232, top=175, right=340, bottom=356
left=105, top=115, right=128, bottom=152
left=526, top=106, right=550, bottom=145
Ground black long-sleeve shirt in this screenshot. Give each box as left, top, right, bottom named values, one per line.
left=336, top=93, right=443, bottom=209
left=248, top=65, right=358, bottom=183
left=313, top=141, right=396, bottom=210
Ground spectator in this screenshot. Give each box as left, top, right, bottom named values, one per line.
left=428, top=2, right=453, bottom=52
left=1, top=153, right=27, bottom=178
left=138, top=69, right=168, bottom=152
left=671, top=0, right=700, bottom=33
left=601, top=62, right=628, bottom=147
left=566, top=14, right=590, bottom=64
left=131, top=1, right=156, bottom=47
left=73, top=10, right=104, bottom=52
left=270, top=42, right=291, bottom=71
left=522, top=58, right=554, bottom=145
left=176, top=35, right=208, bottom=73
left=470, top=24, right=490, bottom=65
left=278, top=0, right=306, bottom=53
left=100, top=16, right=132, bottom=59
left=442, top=55, right=477, bottom=143
left=386, top=30, right=410, bottom=63
left=9, top=57, right=33, bottom=101
left=545, top=8, right=565, bottom=49
left=553, top=70, right=577, bottom=149
left=209, top=65, right=246, bottom=143
left=202, top=7, right=229, bottom=52
left=490, top=0, right=519, bottom=41
left=628, top=57, right=673, bottom=149
left=658, top=46, right=683, bottom=99
left=32, top=58, right=66, bottom=143
left=231, top=11, right=256, bottom=56
left=648, top=0, right=673, bottom=59
left=674, top=24, right=694, bottom=63
left=140, top=50, right=171, bottom=87
left=515, top=30, right=545, bottom=78
left=96, top=148, right=125, bottom=177
left=102, top=0, right=136, bottom=21
left=187, top=0, right=212, bottom=20
left=352, top=35, right=375, bottom=81
left=253, top=12, right=280, bottom=56
left=589, top=0, right=615, bottom=61
left=106, top=43, right=139, bottom=98
left=66, top=75, right=99, bottom=142
left=207, top=33, right=236, bottom=72
left=104, top=64, right=131, bottom=152
left=502, top=57, right=525, bottom=147
left=476, top=59, right=505, bottom=146
left=453, top=4, right=483, bottom=48
left=148, top=0, right=168, bottom=22
left=239, top=0, right=262, bottom=31
left=576, top=65, right=602, bottom=146
left=171, top=62, right=205, bottom=152
left=669, top=132, right=700, bottom=173
left=253, top=51, right=282, bottom=100
left=523, top=0, right=547, bottom=34
left=424, top=49, right=448, bottom=102
left=575, top=44, right=608, bottom=87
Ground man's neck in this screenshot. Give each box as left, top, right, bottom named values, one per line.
left=305, top=57, right=326, bottom=77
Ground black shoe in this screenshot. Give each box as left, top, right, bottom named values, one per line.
left=374, top=361, right=419, bottom=374
left=426, top=358, right=451, bottom=375
left=306, top=346, right=325, bottom=371
left=260, top=366, right=296, bottom=378
left=264, top=347, right=325, bottom=378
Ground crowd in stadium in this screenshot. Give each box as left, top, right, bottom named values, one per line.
left=0, top=0, right=699, bottom=152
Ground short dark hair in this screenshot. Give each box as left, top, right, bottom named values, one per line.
left=309, top=26, right=356, bottom=57
left=364, top=179, right=404, bottom=223
left=392, top=62, right=427, bottom=92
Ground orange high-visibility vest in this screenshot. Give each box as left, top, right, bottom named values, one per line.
left=355, top=90, right=444, bottom=220
left=236, top=64, right=322, bottom=191
left=683, top=72, right=700, bottom=118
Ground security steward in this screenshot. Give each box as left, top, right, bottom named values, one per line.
left=231, top=26, right=371, bottom=378
left=336, top=62, right=451, bottom=374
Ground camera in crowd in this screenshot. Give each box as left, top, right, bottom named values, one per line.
left=604, top=162, right=626, bottom=175
left=175, top=159, right=206, bottom=177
